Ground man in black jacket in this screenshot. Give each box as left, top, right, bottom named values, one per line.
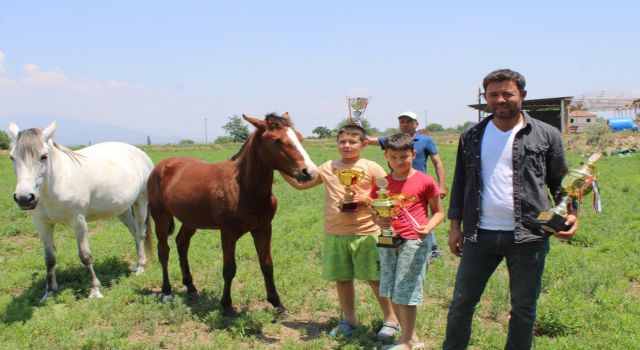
left=443, top=69, right=578, bottom=350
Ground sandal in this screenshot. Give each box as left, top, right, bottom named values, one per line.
left=376, top=322, right=401, bottom=342
left=329, top=320, right=355, bottom=337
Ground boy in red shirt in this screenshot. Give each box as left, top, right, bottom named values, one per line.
left=371, top=133, right=445, bottom=350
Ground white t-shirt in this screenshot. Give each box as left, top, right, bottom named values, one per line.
left=479, top=120, right=523, bottom=230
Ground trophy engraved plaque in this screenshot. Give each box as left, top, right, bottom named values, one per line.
left=334, top=168, right=368, bottom=212
left=536, top=153, right=602, bottom=233
left=346, top=96, right=369, bottom=128
left=371, top=178, right=405, bottom=248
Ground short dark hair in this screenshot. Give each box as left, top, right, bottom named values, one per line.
left=336, top=124, right=367, bottom=141
left=383, top=133, right=413, bottom=151
left=483, top=69, right=526, bottom=93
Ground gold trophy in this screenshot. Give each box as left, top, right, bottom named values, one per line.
left=536, top=153, right=602, bottom=233
left=334, top=168, right=368, bottom=212
left=346, top=96, right=369, bottom=128
left=371, top=178, right=405, bottom=248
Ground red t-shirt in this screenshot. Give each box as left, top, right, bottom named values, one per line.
left=370, top=171, right=439, bottom=239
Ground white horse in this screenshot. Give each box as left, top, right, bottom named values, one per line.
left=7, top=121, right=154, bottom=303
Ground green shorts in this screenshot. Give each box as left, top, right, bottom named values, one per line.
left=323, top=234, right=381, bottom=281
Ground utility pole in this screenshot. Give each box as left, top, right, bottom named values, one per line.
left=204, top=118, right=208, bottom=144
left=478, top=88, right=482, bottom=122
left=424, top=110, right=428, bottom=126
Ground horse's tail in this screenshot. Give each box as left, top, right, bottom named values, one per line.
left=145, top=207, right=154, bottom=263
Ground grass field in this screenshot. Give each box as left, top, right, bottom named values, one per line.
left=0, top=138, right=639, bottom=349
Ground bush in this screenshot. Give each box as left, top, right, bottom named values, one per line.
left=178, top=139, right=195, bottom=145
left=214, top=136, right=234, bottom=144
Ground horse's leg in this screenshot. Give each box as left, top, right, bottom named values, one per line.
left=70, top=215, right=102, bottom=299
left=251, top=223, right=286, bottom=314
left=153, top=214, right=174, bottom=301
left=117, top=209, right=147, bottom=274
left=131, top=198, right=151, bottom=274
left=220, top=229, right=241, bottom=316
left=33, top=219, right=57, bottom=304
left=175, top=225, right=198, bottom=297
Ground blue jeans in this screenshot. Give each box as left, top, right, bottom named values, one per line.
left=443, top=231, right=550, bottom=350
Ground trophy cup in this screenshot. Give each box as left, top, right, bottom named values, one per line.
left=346, top=96, right=369, bottom=128
left=334, top=168, right=368, bottom=212
left=371, top=178, right=405, bottom=248
left=536, top=153, right=602, bottom=233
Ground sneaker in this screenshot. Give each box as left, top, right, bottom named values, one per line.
left=430, top=245, right=442, bottom=259
left=376, top=322, right=401, bottom=342
left=329, top=320, right=355, bottom=337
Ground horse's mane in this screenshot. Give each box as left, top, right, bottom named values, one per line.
left=16, top=128, right=85, bottom=164
left=230, top=113, right=292, bottom=161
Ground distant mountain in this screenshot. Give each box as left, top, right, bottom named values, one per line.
left=0, top=116, right=184, bottom=146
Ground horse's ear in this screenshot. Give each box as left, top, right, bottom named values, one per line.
left=282, top=112, right=290, bottom=121
left=8, top=122, right=20, bottom=140
left=42, top=121, right=58, bottom=142
left=243, top=114, right=265, bottom=130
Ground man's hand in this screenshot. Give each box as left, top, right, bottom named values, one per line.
left=449, top=223, right=464, bottom=257
left=554, top=215, right=578, bottom=240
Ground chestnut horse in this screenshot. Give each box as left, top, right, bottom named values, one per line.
left=147, top=112, right=317, bottom=315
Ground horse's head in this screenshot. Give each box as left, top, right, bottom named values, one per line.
left=7, top=121, right=57, bottom=210
left=243, top=112, right=317, bottom=183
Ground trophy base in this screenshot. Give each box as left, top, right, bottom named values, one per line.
left=339, top=201, right=358, bottom=212
left=377, top=235, right=405, bottom=248
left=536, top=211, right=569, bottom=234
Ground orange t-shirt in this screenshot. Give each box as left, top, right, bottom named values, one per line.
left=317, top=158, right=387, bottom=235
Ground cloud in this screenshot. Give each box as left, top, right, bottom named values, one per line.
left=21, top=64, right=69, bottom=86
left=0, top=50, right=5, bottom=73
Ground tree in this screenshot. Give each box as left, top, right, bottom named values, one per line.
left=381, top=127, right=400, bottom=136
left=569, top=102, right=587, bottom=112
left=454, top=121, right=476, bottom=132
left=312, top=126, right=333, bottom=139
left=223, top=115, right=250, bottom=142
left=146, top=135, right=151, bottom=146
left=426, top=123, right=445, bottom=132
left=179, top=139, right=195, bottom=145
left=0, top=130, right=10, bottom=150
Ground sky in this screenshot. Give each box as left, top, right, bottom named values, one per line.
left=1, top=1, right=639, bottom=143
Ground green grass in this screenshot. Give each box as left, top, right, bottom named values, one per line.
left=0, top=140, right=639, bottom=349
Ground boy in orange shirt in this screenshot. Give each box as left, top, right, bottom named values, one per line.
left=281, top=125, right=399, bottom=341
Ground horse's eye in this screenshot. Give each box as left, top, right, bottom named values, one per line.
left=40, top=154, right=49, bottom=161
left=273, top=139, right=284, bottom=146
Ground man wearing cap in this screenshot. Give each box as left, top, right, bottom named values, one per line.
left=368, top=111, right=447, bottom=258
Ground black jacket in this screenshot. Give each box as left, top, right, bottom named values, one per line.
left=447, top=112, right=568, bottom=243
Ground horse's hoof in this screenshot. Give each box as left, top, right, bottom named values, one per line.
left=89, top=289, right=104, bottom=299
left=39, top=291, right=55, bottom=305
left=222, top=307, right=237, bottom=318
left=275, top=305, right=288, bottom=315
left=162, top=294, right=174, bottom=303
left=134, top=266, right=146, bottom=275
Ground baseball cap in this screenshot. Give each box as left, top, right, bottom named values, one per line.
left=397, top=111, right=419, bottom=121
